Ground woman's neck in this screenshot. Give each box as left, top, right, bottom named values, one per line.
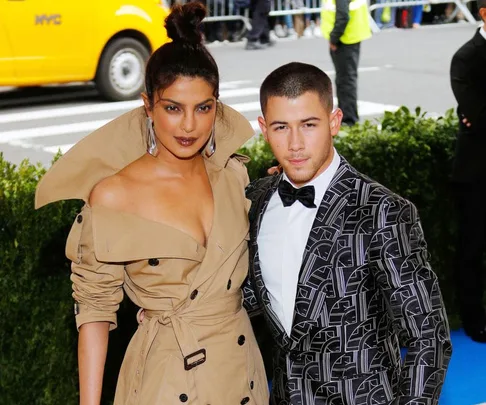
left=150, top=148, right=206, bottom=179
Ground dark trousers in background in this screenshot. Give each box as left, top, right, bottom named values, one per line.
left=247, top=0, right=270, bottom=43
left=330, top=42, right=360, bottom=126
left=453, top=182, right=486, bottom=330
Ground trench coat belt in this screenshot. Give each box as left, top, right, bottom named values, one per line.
left=128, top=292, right=243, bottom=403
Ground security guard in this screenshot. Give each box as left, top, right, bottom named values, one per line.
left=321, top=0, right=371, bottom=125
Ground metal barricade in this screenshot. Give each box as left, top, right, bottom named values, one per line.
left=170, top=0, right=479, bottom=34
left=269, top=0, right=322, bottom=17
left=368, top=0, right=478, bottom=32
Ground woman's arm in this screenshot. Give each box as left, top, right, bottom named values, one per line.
left=78, top=322, right=110, bottom=405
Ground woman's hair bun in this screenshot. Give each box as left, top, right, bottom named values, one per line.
left=165, top=2, right=207, bottom=46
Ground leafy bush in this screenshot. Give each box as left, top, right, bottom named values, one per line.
left=0, top=106, right=460, bottom=404
left=0, top=156, right=80, bottom=404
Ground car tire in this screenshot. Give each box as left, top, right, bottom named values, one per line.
left=95, top=37, right=150, bottom=101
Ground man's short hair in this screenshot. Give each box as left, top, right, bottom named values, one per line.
left=259, top=62, right=334, bottom=115
left=479, top=0, right=486, bottom=10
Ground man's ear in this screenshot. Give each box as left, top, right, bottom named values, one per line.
left=480, top=7, right=486, bottom=22
left=258, top=116, right=269, bottom=142
left=330, top=108, right=344, bottom=136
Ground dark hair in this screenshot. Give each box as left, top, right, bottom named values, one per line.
left=479, top=0, right=486, bottom=9
left=144, top=2, right=220, bottom=108
left=260, top=62, right=333, bottom=114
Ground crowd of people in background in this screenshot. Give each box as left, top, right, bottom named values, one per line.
left=190, top=0, right=481, bottom=45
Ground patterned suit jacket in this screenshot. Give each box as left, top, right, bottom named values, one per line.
left=243, top=157, right=452, bottom=405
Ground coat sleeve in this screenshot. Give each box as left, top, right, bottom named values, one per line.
left=65, top=205, right=125, bottom=331
left=368, top=198, right=452, bottom=405
left=450, top=49, right=486, bottom=133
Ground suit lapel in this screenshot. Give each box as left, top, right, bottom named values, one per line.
left=289, top=159, right=357, bottom=344
left=249, top=175, right=293, bottom=345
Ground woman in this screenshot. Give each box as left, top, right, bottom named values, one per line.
left=35, top=3, right=268, bottom=404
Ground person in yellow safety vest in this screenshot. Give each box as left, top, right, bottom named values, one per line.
left=320, top=0, right=371, bottom=125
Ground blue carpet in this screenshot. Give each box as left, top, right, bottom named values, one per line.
left=440, top=329, right=486, bottom=405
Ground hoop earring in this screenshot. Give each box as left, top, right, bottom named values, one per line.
left=204, top=124, right=216, bottom=158
left=146, top=117, right=159, bottom=157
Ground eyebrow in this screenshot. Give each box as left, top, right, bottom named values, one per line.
left=269, top=117, right=321, bottom=126
left=159, top=98, right=215, bottom=106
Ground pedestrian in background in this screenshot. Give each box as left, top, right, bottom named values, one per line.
left=320, top=0, right=371, bottom=126
left=246, top=0, right=275, bottom=49
left=450, top=0, right=486, bottom=343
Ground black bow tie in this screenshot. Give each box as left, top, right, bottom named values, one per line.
left=278, top=179, right=317, bottom=208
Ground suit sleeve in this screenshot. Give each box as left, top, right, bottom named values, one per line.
left=241, top=178, right=269, bottom=318
left=242, top=275, right=263, bottom=317
left=66, top=205, right=125, bottom=331
left=368, top=198, right=452, bottom=405
left=450, top=50, right=486, bottom=133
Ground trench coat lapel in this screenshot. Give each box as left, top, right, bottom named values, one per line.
left=90, top=205, right=206, bottom=263
left=35, top=104, right=255, bottom=208
left=188, top=158, right=251, bottom=291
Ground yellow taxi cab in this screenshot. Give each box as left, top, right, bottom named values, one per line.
left=0, top=0, right=171, bottom=101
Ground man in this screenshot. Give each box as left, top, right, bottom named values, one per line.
left=243, top=62, right=452, bottom=404
left=245, top=0, right=274, bottom=50
left=450, top=0, right=486, bottom=343
left=320, top=0, right=371, bottom=126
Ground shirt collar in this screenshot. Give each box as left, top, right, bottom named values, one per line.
left=480, top=26, right=486, bottom=41
left=282, top=147, right=341, bottom=204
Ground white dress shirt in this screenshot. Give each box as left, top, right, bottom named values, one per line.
left=257, top=149, right=341, bottom=336
left=480, top=26, right=486, bottom=41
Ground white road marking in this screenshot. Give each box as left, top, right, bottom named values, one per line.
left=0, top=87, right=260, bottom=124
left=43, top=143, right=75, bottom=154
left=0, top=99, right=401, bottom=144
left=0, top=120, right=111, bottom=142
left=40, top=121, right=260, bottom=155
left=0, top=74, right=406, bottom=158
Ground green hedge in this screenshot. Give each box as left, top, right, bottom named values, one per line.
left=0, top=107, right=460, bottom=404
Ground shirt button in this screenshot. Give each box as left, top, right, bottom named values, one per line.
left=227, top=279, right=232, bottom=290
left=250, top=381, right=254, bottom=389
left=77, top=215, right=83, bottom=223
left=179, top=393, right=188, bottom=402
left=238, top=335, right=246, bottom=346
left=190, top=289, right=198, bottom=300
left=148, top=258, right=159, bottom=266
left=241, top=397, right=250, bottom=404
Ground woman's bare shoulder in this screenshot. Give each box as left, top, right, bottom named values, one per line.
left=89, top=174, right=128, bottom=209
left=89, top=158, right=146, bottom=209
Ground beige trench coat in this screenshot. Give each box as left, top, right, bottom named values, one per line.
left=35, top=105, right=269, bottom=405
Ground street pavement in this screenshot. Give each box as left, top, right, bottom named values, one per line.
left=0, top=22, right=480, bottom=168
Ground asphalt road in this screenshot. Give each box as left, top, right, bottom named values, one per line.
left=0, top=22, right=480, bottom=168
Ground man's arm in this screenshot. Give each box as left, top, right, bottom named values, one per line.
left=450, top=50, right=486, bottom=132
left=369, top=198, right=452, bottom=405
left=330, top=0, right=350, bottom=46
left=242, top=275, right=263, bottom=317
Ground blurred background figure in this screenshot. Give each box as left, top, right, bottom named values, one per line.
left=321, top=0, right=372, bottom=126
left=450, top=0, right=486, bottom=344
left=246, top=0, right=275, bottom=49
